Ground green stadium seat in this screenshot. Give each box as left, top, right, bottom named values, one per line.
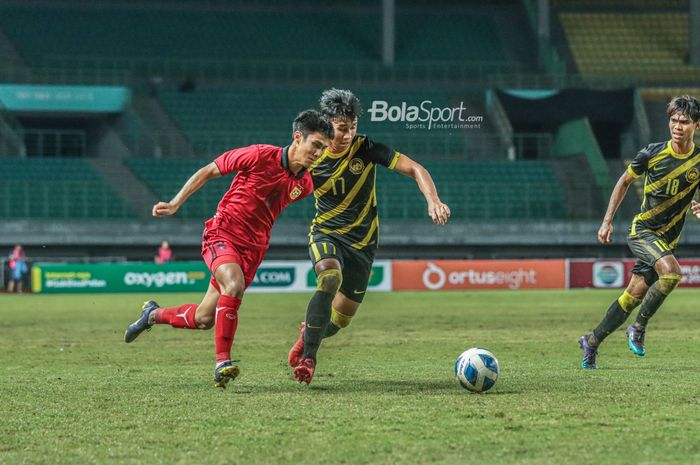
left=0, top=158, right=134, bottom=219
left=127, top=158, right=230, bottom=221
left=376, top=160, right=567, bottom=221
left=560, top=12, right=700, bottom=84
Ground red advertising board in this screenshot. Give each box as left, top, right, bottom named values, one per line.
left=392, top=260, right=566, bottom=291
left=568, top=259, right=700, bottom=288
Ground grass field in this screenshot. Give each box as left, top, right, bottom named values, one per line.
left=2, top=289, right=700, bottom=465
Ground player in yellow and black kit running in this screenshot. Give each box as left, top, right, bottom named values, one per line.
left=289, top=88, right=451, bottom=383
left=579, top=95, right=700, bottom=369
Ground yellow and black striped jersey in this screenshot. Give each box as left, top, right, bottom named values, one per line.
left=309, top=134, right=400, bottom=250
left=628, top=140, right=700, bottom=246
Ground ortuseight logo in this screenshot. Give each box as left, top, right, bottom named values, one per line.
left=420, top=262, right=537, bottom=290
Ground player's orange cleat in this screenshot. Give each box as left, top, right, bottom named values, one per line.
left=287, top=321, right=305, bottom=367
left=293, top=358, right=316, bottom=385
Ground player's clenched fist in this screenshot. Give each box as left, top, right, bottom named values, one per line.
left=152, top=202, right=178, bottom=217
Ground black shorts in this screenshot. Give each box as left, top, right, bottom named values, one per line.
left=308, top=233, right=375, bottom=303
left=627, top=229, right=674, bottom=286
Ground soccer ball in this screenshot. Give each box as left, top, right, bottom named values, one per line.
left=454, top=348, right=499, bottom=393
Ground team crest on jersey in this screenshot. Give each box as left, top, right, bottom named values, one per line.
left=686, top=167, right=700, bottom=183
left=289, top=185, right=303, bottom=200
left=349, top=158, right=365, bottom=175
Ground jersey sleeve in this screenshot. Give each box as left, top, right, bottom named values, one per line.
left=627, top=144, right=654, bottom=178
left=364, top=137, right=401, bottom=170
left=213, top=145, right=259, bottom=176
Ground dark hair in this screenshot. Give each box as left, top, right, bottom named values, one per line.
left=292, top=109, right=334, bottom=139
left=667, top=95, right=700, bottom=122
left=319, top=88, right=362, bottom=121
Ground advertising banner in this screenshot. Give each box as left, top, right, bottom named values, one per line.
left=32, top=261, right=211, bottom=294
left=31, top=260, right=393, bottom=294
left=391, top=260, right=566, bottom=291
left=679, top=260, right=700, bottom=287
left=0, top=84, right=130, bottom=112
left=568, top=258, right=700, bottom=288
left=304, top=260, right=392, bottom=292
left=568, top=260, right=632, bottom=289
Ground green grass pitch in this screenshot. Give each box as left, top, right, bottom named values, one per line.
left=2, top=290, right=700, bottom=465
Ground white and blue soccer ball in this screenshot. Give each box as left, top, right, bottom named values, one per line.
left=454, top=348, right=499, bottom=393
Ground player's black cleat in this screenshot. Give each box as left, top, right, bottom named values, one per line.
left=124, top=300, right=159, bottom=343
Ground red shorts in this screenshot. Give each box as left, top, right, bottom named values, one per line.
left=201, top=229, right=266, bottom=291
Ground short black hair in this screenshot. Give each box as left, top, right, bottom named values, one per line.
left=319, top=88, right=362, bottom=121
left=292, top=109, right=334, bottom=140
left=667, top=95, right=700, bottom=122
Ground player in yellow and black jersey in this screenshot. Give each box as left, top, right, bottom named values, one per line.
left=289, top=88, right=451, bottom=384
left=579, top=95, right=700, bottom=369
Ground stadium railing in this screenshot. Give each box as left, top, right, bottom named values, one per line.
left=0, top=101, right=26, bottom=157
left=128, top=131, right=517, bottom=160
left=128, top=131, right=561, bottom=162
left=22, top=129, right=87, bottom=158
left=513, top=133, right=554, bottom=159
left=485, top=90, right=514, bottom=154
left=487, top=73, right=636, bottom=89
left=0, top=57, right=521, bottom=87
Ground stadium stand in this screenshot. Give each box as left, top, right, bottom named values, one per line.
left=0, top=157, right=133, bottom=219
left=560, top=12, right=700, bottom=83
left=157, top=86, right=485, bottom=159
left=127, top=157, right=568, bottom=223
left=395, top=12, right=505, bottom=62
left=0, top=2, right=523, bottom=85
left=4, top=0, right=689, bottom=261
left=126, top=158, right=229, bottom=221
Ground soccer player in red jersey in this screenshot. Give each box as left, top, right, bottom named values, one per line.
left=124, top=110, right=333, bottom=388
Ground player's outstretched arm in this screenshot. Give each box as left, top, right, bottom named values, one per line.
left=392, top=154, right=450, bottom=225
left=598, top=170, right=636, bottom=244
left=152, top=162, right=222, bottom=217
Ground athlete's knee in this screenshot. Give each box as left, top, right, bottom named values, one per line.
left=218, top=279, right=245, bottom=298
left=317, top=268, right=342, bottom=294
left=658, top=273, right=682, bottom=295
left=195, top=313, right=215, bottom=330
left=617, top=290, right=642, bottom=313
left=331, top=307, right=353, bottom=328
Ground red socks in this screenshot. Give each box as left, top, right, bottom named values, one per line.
left=154, top=304, right=199, bottom=329
left=214, top=294, right=242, bottom=364
left=152, top=296, right=242, bottom=364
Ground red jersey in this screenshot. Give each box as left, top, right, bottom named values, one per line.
left=206, top=144, right=313, bottom=250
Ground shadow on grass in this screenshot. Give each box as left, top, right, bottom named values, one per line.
left=229, top=378, right=518, bottom=395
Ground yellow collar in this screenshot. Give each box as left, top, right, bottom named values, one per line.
left=668, top=140, right=695, bottom=159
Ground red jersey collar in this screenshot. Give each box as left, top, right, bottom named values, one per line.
left=281, top=145, right=307, bottom=179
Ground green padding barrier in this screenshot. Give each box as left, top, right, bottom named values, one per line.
left=32, top=262, right=210, bottom=294
left=0, top=85, right=130, bottom=112
left=554, top=117, right=612, bottom=193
